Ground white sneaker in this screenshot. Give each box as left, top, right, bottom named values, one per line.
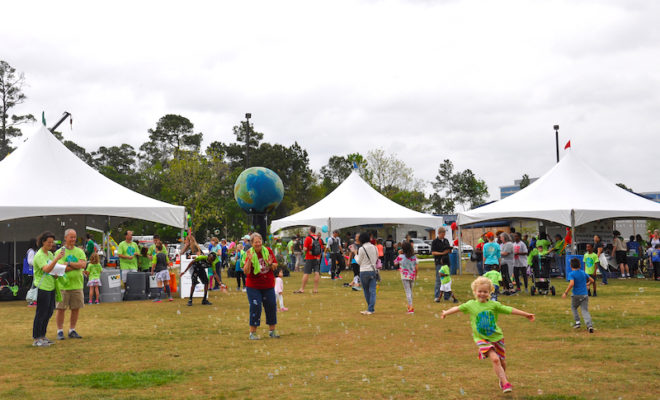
left=32, top=338, right=50, bottom=347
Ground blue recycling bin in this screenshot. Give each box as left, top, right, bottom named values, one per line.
left=564, top=255, right=584, bottom=281
left=449, top=249, right=458, bottom=275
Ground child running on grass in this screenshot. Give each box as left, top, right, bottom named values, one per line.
left=438, top=263, right=458, bottom=303
left=274, top=268, right=287, bottom=311
left=583, top=244, right=599, bottom=297
left=393, top=240, right=418, bottom=314
left=563, top=258, right=595, bottom=333
left=441, top=276, right=535, bottom=394
left=85, top=253, right=102, bottom=304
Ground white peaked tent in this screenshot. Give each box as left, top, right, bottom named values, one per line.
left=457, top=150, right=660, bottom=228
left=0, top=125, right=185, bottom=228
left=270, top=170, right=444, bottom=232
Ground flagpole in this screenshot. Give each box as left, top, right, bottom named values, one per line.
left=554, top=125, right=559, bottom=163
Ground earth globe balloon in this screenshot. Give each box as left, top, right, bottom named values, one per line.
left=234, top=167, right=284, bottom=214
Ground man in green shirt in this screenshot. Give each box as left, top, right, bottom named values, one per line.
left=55, top=229, right=87, bottom=340
left=117, top=230, right=139, bottom=283
left=147, top=234, right=168, bottom=261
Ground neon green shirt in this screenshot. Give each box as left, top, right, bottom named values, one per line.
left=86, top=263, right=103, bottom=280
left=138, top=255, right=152, bottom=271
left=483, top=270, right=502, bottom=287
left=33, top=249, right=56, bottom=292
left=553, top=240, right=565, bottom=255
left=117, top=241, right=139, bottom=270
left=583, top=252, right=598, bottom=275
left=148, top=244, right=168, bottom=258
left=536, top=239, right=551, bottom=250
left=527, top=248, right=549, bottom=266
left=287, top=240, right=294, bottom=253
left=439, top=265, right=451, bottom=284
left=459, top=299, right=513, bottom=342
left=58, top=246, right=87, bottom=290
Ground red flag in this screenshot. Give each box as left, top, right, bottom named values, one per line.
left=564, top=140, right=571, bottom=150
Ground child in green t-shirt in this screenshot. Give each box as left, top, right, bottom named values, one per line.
left=582, top=243, right=599, bottom=296
left=441, top=276, right=535, bottom=394
left=437, top=264, right=458, bottom=303
left=483, top=265, right=503, bottom=301
left=84, top=253, right=103, bottom=304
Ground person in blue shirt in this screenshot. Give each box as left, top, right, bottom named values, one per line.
left=562, top=258, right=595, bottom=332
left=648, top=244, right=660, bottom=281
left=482, top=232, right=500, bottom=273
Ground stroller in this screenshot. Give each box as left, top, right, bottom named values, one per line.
left=530, top=254, right=556, bottom=296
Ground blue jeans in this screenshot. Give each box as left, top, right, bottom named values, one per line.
left=246, top=287, right=277, bottom=327
left=359, top=271, right=377, bottom=312
left=555, top=254, right=566, bottom=277
left=476, top=260, right=484, bottom=276
left=597, top=262, right=608, bottom=284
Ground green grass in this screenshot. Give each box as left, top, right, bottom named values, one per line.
left=0, top=260, right=658, bottom=399
left=54, top=369, right=182, bottom=389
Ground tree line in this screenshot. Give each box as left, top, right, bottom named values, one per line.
left=0, top=60, right=489, bottom=241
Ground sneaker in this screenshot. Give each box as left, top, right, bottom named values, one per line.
left=32, top=338, right=50, bottom=347
left=153, top=299, right=162, bottom=303
left=242, top=288, right=247, bottom=292
left=269, top=330, right=281, bottom=339
left=502, top=382, right=513, bottom=393
left=407, top=307, right=414, bottom=314
left=56, top=331, right=65, bottom=340
left=202, top=299, right=212, bottom=305
left=360, top=310, right=374, bottom=315
left=588, top=327, right=594, bottom=333
left=68, top=330, right=82, bottom=339
left=626, top=275, right=631, bottom=279
left=573, top=323, right=581, bottom=329
left=351, top=287, right=360, bottom=291
left=453, top=298, right=458, bottom=303
left=27, top=302, right=37, bottom=307
left=95, top=300, right=100, bottom=304
left=88, top=300, right=93, bottom=304
left=249, top=332, right=260, bottom=340
left=593, top=292, right=597, bottom=297
left=434, top=298, right=440, bottom=303
left=187, top=300, right=193, bottom=306
left=43, top=337, right=55, bottom=344
left=280, top=307, right=288, bottom=311
left=168, top=297, right=174, bottom=302
left=588, top=289, right=592, bottom=296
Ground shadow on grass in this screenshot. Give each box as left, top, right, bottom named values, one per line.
left=54, top=369, right=183, bottom=389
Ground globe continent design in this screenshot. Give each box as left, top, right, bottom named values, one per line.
left=234, top=167, right=284, bottom=213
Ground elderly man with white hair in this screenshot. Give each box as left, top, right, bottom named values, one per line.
left=55, top=228, right=88, bottom=340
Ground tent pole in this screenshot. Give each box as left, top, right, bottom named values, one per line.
left=105, top=216, right=110, bottom=266
left=457, top=224, right=463, bottom=275
left=570, top=210, right=576, bottom=254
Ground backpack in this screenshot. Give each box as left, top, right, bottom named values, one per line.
left=293, top=239, right=302, bottom=252
left=309, top=235, right=322, bottom=256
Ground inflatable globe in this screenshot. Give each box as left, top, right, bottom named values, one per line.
left=234, top=167, right=284, bottom=213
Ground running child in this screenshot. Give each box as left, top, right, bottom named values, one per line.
left=563, top=258, right=594, bottom=332
left=150, top=245, right=173, bottom=302
left=483, top=265, right=503, bottom=301
left=441, top=276, right=535, bottom=394
left=181, top=253, right=220, bottom=306
left=438, top=263, right=458, bottom=303
left=583, top=244, right=599, bottom=296
left=274, top=268, right=287, bottom=311
left=393, top=240, right=418, bottom=314
left=85, top=253, right=102, bottom=304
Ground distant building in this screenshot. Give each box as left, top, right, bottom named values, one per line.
left=500, top=178, right=538, bottom=199
left=640, top=192, right=660, bottom=203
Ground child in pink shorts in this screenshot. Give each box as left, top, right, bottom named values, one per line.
left=441, top=276, right=535, bottom=393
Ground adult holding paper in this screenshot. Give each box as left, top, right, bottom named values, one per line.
left=55, top=229, right=87, bottom=341
left=32, top=231, right=65, bottom=347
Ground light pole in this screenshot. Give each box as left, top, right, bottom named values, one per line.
left=554, top=124, right=560, bottom=163
left=244, top=113, right=251, bottom=169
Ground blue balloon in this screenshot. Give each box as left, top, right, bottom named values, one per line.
left=321, top=225, right=328, bottom=233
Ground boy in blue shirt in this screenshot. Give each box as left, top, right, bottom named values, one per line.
left=562, top=258, right=595, bottom=332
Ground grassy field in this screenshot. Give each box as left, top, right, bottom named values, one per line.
left=1, top=260, right=658, bottom=400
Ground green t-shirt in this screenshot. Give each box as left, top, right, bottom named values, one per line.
left=138, top=255, right=152, bottom=271
left=583, top=253, right=598, bottom=275
left=535, top=239, right=551, bottom=251
left=151, top=253, right=170, bottom=266
left=58, top=246, right=87, bottom=290
left=86, top=263, right=103, bottom=280
left=439, top=265, right=451, bottom=284
left=118, top=241, right=139, bottom=270
left=483, top=270, right=502, bottom=287
left=33, top=249, right=56, bottom=292
left=287, top=240, right=294, bottom=253
left=527, top=248, right=549, bottom=266
left=148, top=244, right=168, bottom=258
left=459, top=299, right=513, bottom=342
left=553, top=240, right=565, bottom=255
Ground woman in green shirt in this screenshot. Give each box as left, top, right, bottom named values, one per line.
left=32, top=231, right=65, bottom=347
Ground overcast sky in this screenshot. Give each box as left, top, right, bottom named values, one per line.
left=2, top=0, right=659, bottom=204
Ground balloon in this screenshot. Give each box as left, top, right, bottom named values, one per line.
left=450, top=222, right=458, bottom=231
left=228, top=242, right=235, bottom=249
left=321, top=225, right=328, bottom=233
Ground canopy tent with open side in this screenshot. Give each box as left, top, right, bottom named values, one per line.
left=0, top=125, right=185, bottom=283
left=270, top=170, right=445, bottom=234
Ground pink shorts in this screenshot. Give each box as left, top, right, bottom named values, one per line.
left=476, top=339, right=506, bottom=360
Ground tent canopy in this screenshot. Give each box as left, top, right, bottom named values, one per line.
left=271, top=170, right=444, bottom=232
left=0, top=126, right=185, bottom=228
left=457, top=150, right=660, bottom=227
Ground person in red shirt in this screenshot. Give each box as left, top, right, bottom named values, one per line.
left=294, top=226, right=324, bottom=294
left=243, top=232, right=279, bottom=340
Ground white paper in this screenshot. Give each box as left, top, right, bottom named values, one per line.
left=50, top=263, right=67, bottom=277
